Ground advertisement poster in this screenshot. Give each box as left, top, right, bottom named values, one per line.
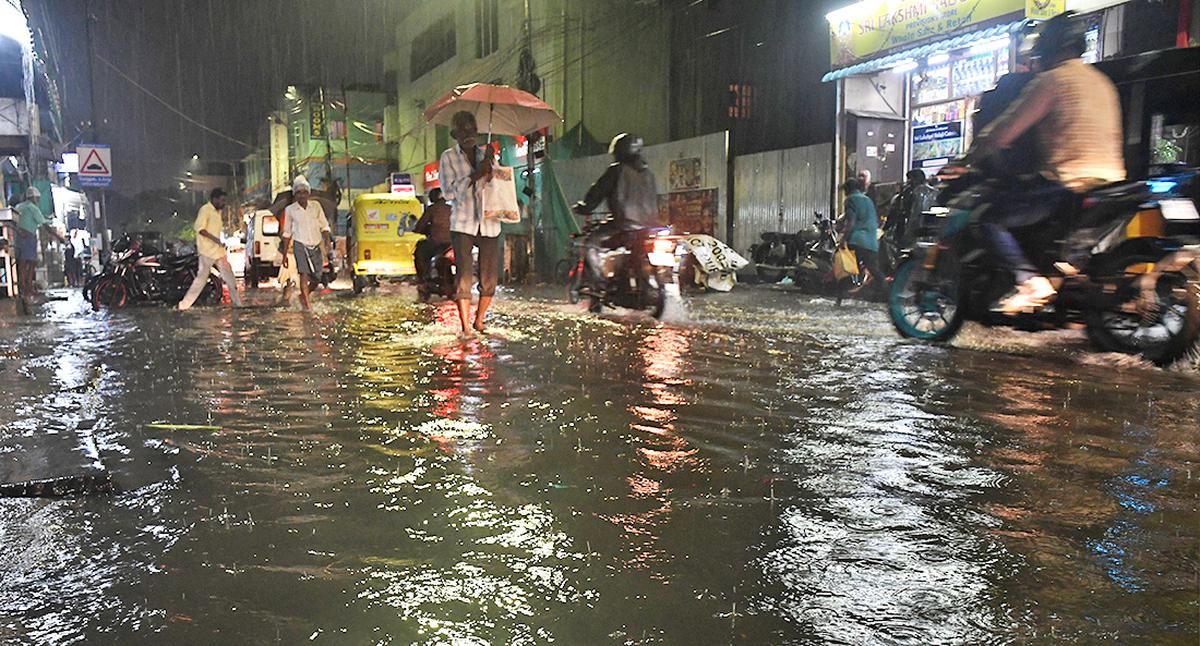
left=659, top=189, right=717, bottom=235
left=911, top=121, right=963, bottom=165
left=668, top=158, right=703, bottom=192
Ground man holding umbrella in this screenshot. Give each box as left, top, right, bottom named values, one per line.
left=439, top=110, right=500, bottom=334
left=423, top=83, right=561, bottom=334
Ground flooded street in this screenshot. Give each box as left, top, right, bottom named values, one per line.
left=1, top=286, right=1197, bottom=644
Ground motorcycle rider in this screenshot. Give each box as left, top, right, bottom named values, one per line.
left=414, top=188, right=452, bottom=298
left=965, top=11, right=1126, bottom=314
left=572, top=133, right=664, bottom=295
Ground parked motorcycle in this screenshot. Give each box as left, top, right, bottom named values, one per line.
left=566, top=217, right=683, bottom=319
left=888, top=166, right=1200, bottom=366
left=89, top=235, right=221, bottom=310
left=749, top=230, right=803, bottom=283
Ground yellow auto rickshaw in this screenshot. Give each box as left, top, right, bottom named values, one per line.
left=348, top=193, right=425, bottom=293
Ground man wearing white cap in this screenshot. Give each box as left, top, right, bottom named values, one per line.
left=179, top=188, right=243, bottom=310
left=281, top=175, right=331, bottom=310
left=14, top=186, right=66, bottom=305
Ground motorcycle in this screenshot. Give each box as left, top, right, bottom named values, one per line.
left=749, top=230, right=803, bottom=283
left=90, top=236, right=221, bottom=310
left=888, top=166, right=1200, bottom=366
left=417, top=244, right=458, bottom=302
left=566, top=217, right=683, bottom=319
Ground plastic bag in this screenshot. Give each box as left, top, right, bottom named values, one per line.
left=833, top=245, right=859, bottom=279
left=481, top=166, right=520, bottom=223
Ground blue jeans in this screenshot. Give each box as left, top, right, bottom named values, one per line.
left=978, top=180, right=1074, bottom=284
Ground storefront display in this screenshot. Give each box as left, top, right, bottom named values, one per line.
left=913, top=64, right=951, bottom=104
left=952, top=52, right=1003, bottom=97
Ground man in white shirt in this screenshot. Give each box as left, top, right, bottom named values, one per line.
left=281, top=175, right=331, bottom=310
left=439, top=110, right=500, bottom=334
left=179, top=188, right=243, bottom=310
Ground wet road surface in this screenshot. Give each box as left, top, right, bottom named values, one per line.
left=1, top=286, right=1197, bottom=644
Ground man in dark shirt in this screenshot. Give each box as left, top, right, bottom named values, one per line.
left=414, top=188, right=452, bottom=291
left=573, top=133, right=663, bottom=294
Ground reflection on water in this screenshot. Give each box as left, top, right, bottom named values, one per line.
left=0, top=288, right=1197, bottom=644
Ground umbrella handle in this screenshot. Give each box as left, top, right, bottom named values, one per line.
left=487, top=103, right=494, bottom=144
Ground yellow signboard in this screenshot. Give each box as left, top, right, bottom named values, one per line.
left=1026, top=0, right=1066, bottom=20
left=828, top=0, right=1026, bottom=66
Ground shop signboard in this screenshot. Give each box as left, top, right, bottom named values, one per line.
left=827, top=0, right=1026, bottom=66
left=911, top=121, right=963, bottom=167
left=423, top=162, right=440, bottom=190
left=1026, top=0, right=1065, bottom=20
left=390, top=172, right=415, bottom=197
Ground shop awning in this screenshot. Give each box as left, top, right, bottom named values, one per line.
left=821, top=20, right=1026, bottom=83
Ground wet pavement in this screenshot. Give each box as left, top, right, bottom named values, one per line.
left=0, top=285, right=1197, bottom=644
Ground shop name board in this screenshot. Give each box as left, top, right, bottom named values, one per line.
left=912, top=121, right=962, bottom=143
left=310, top=88, right=326, bottom=139
left=423, top=162, right=440, bottom=190
left=827, top=0, right=1026, bottom=66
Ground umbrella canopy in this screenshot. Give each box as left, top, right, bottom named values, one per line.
left=267, top=189, right=339, bottom=220
left=422, top=83, right=561, bottom=137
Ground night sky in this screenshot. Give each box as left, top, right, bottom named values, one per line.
left=25, top=0, right=406, bottom=196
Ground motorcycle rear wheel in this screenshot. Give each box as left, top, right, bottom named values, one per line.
left=888, top=258, right=964, bottom=342
left=1085, top=255, right=1200, bottom=367
left=567, top=259, right=584, bottom=304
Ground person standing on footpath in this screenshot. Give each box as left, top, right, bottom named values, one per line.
left=178, top=188, right=243, bottom=311
left=281, top=176, right=331, bottom=311
left=14, top=187, right=66, bottom=306
left=439, top=110, right=500, bottom=335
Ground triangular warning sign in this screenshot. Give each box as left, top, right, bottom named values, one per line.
left=80, top=148, right=110, bottom=175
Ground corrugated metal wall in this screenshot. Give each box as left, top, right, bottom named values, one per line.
left=732, top=143, right=831, bottom=254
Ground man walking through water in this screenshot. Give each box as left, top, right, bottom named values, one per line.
left=281, top=176, right=331, bottom=311
left=439, top=110, right=500, bottom=335
left=179, top=188, right=242, bottom=310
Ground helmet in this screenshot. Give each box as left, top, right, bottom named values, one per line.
left=609, top=133, right=644, bottom=163
left=1028, top=11, right=1086, bottom=64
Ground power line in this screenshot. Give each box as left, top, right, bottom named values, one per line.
left=93, top=51, right=253, bottom=149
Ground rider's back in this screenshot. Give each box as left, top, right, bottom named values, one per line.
left=1031, top=59, right=1125, bottom=190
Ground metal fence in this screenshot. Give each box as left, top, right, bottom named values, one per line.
left=732, top=143, right=831, bottom=255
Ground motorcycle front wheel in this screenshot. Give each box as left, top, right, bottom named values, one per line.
left=888, top=257, right=964, bottom=342
left=92, top=277, right=128, bottom=310
left=1085, top=255, right=1200, bottom=367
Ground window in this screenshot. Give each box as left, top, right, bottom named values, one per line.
left=411, top=13, right=457, bottom=81
left=728, top=83, right=755, bottom=120
left=476, top=0, right=500, bottom=58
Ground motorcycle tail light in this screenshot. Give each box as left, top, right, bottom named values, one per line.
left=652, top=239, right=675, bottom=255
left=446, top=248, right=455, bottom=262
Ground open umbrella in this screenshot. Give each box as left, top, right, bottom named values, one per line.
left=422, top=83, right=561, bottom=138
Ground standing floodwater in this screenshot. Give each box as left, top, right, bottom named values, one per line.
left=1, top=288, right=1197, bottom=644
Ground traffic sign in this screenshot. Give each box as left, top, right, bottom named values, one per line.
left=77, top=144, right=112, bottom=188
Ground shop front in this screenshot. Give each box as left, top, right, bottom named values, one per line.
left=823, top=0, right=1122, bottom=210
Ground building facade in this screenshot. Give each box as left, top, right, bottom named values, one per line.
left=822, top=0, right=1200, bottom=210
